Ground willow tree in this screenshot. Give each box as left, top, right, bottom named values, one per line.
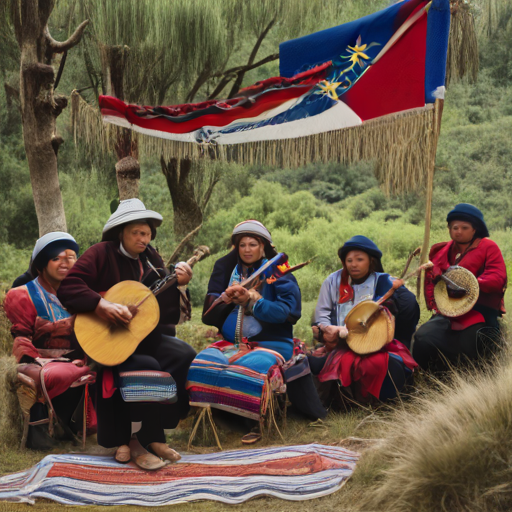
left=0, top=0, right=88, bottom=235
left=69, top=0, right=338, bottom=238
left=68, top=0, right=236, bottom=233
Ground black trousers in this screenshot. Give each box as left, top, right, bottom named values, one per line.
left=412, top=315, right=496, bottom=372
left=96, top=333, right=196, bottom=449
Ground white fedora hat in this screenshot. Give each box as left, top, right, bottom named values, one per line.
left=102, top=199, right=163, bottom=241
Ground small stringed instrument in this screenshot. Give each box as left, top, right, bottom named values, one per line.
left=74, top=246, right=210, bottom=366
left=344, top=261, right=434, bottom=354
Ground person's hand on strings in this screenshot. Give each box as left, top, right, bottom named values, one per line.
left=318, top=324, right=348, bottom=352
left=224, top=284, right=250, bottom=305
left=175, top=262, right=193, bottom=286
left=95, top=298, right=133, bottom=326
left=320, top=324, right=348, bottom=343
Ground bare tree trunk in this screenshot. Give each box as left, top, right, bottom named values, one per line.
left=12, top=0, right=88, bottom=236
left=116, top=156, right=140, bottom=200
left=160, top=157, right=204, bottom=240
left=104, top=44, right=140, bottom=198
left=21, top=63, right=68, bottom=235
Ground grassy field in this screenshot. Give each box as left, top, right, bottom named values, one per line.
left=2, top=303, right=512, bottom=511
left=0, top=306, right=400, bottom=512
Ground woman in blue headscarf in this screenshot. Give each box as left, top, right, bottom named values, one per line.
left=309, top=235, right=419, bottom=405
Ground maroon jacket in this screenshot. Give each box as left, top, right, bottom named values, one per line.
left=424, top=238, right=507, bottom=329
left=57, top=241, right=182, bottom=331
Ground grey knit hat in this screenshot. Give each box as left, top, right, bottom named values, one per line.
left=102, top=198, right=163, bottom=241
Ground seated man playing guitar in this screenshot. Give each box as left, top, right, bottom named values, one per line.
left=58, top=199, right=196, bottom=470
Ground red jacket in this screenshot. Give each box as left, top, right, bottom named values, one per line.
left=424, top=238, right=507, bottom=329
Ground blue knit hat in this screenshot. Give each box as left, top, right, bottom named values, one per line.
left=338, top=235, right=384, bottom=272
left=446, top=203, right=489, bottom=238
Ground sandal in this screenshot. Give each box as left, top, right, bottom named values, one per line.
left=241, top=432, right=262, bottom=445
left=114, top=444, right=131, bottom=464
left=134, top=453, right=167, bottom=471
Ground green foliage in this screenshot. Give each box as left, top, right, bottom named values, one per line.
left=251, top=161, right=379, bottom=204
left=0, top=133, right=38, bottom=248
left=0, top=244, right=31, bottom=289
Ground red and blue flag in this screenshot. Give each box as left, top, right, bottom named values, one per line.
left=99, top=0, right=450, bottom=145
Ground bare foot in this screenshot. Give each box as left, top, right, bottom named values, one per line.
left=148, top=442, right=181, bottom=462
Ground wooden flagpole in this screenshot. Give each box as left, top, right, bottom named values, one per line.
left=417, top=98, right=444, bottom=301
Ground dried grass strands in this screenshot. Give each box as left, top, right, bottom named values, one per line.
left=70, top=90, right=117, bottom=155
left=446, top=2, right=479, bottom=85
left=222, top=105, right=436, bottom=196
left=72, top=89, right=437, bottom=196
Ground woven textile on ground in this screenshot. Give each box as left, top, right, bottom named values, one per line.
left=0, top=444, right=359, bottom=506
left=186, top=341, right=286, bottom=420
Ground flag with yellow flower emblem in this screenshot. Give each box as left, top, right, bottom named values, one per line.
left=99, top=0, right=449, bottom=178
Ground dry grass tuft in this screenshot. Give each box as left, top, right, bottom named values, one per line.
left=0, top=355, right=21, bottom=448
left=0, top=297, right=13, bottom=358
left=356, top=354, right=512, bottom=512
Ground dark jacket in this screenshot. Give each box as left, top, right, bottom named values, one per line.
left=58, top=241, right=182, bottom=332
left=202, top=250, right=302, bottom=343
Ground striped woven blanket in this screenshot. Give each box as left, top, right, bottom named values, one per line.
left=187, top=344, right=286, bottom=421
left=0, top=444, right=358, bottom=506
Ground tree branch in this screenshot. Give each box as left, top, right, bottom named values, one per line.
left=211, top=53, right=279, bottom=79
left=208, top=75, right=235, bottom=100
left=185, top=66, right=211, bottom=103
left=53, top=50, right=67, bottom=90
left=166, top=224, right=203, bottom=267
left=201, top=177, right=220, bottom=212
left=45, top=19, right=89, bottom=56
left=207, top=53, right=279, bottom=101
left=228, top=18, right=276, bottom=99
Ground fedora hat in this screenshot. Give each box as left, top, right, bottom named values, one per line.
left=345, top=300, right=394, bottom=355
left=102, top=198, right=163, bottom=241
left=434, top=266, right=479, bottom=317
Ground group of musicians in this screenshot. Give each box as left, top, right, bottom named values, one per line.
left=4, top=199, right=507, bottom=469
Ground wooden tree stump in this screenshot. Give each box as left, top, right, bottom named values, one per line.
left=115, top=156, right=140, bottom=200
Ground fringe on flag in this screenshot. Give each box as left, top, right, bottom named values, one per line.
left=71, top=91, right=438, bottom=196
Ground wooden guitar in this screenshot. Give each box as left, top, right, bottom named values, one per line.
left=74, top=246, right=209, bottom=366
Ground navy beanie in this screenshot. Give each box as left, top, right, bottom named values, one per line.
left=338, top=235, right=384, bottom=272
left=446, top=203, right=489, bottom=238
